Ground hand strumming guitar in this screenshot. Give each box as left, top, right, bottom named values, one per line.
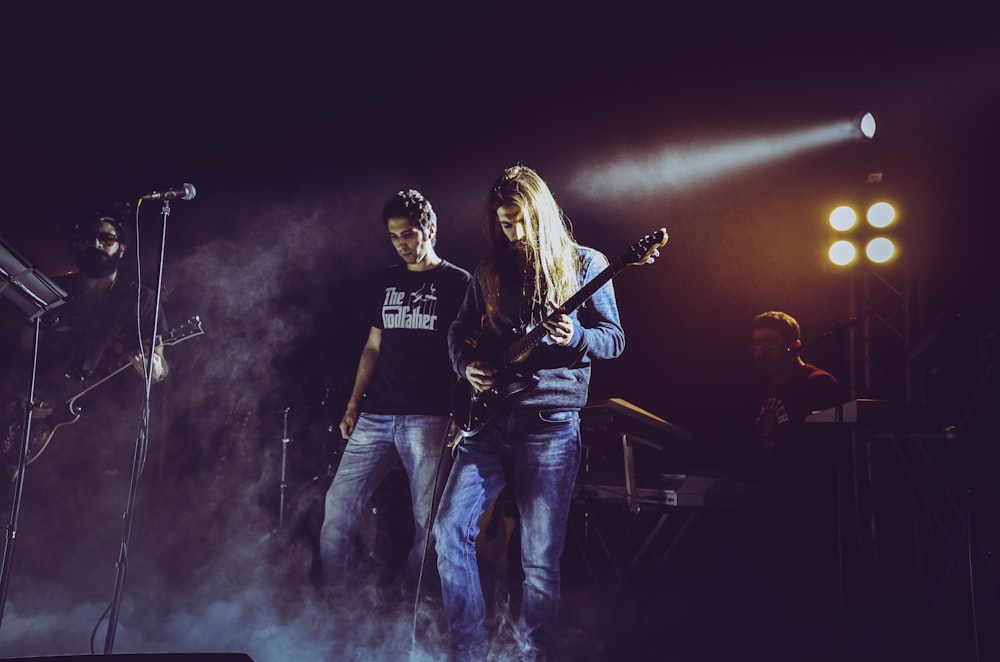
left=465, top=360, right=498, bottom=392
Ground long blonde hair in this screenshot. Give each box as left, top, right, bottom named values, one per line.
left=482, top=165, right=580, bottom=325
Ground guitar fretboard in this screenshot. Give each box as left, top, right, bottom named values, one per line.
left=500, top=253, right=631, bottom=369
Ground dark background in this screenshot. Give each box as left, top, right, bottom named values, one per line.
left=2, top=2, right=997, bottom=421
left=1, top=2, right=998, bottom=660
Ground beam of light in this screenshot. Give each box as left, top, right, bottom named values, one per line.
left=570, top=117, right=871, bottom=198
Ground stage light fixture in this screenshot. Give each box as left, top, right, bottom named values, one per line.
left=830, top=205, right=858, bottom=231
left=855, top=111, right=876, bottom=140
left=865, top=237, right=895, bottom=263
left=829, top=239, right=858, bottom=266
left=866, top=201, right=896, bottom=228
left=826, top=198, right=900, bottom=266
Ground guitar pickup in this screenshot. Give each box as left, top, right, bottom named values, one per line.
left=64, top=368, right=93, bottom=382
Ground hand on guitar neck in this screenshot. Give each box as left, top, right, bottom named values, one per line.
left=542, top=301, right=576, bottom=347
left=128, top=346, right=167, bottom=382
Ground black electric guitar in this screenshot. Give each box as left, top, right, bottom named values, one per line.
left=1, top=315, right=205, bottom=469
left=452, top=229, right=668, bottom=438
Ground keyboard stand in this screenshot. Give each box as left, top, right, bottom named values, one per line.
left=573, top=432, right=695, bottom=579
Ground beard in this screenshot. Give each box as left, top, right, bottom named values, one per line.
left=503, top=238, right=531, bottom=271
left=76, top=248, right=122, bottom=278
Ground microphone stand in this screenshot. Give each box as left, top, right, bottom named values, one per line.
left=103, top=200, right=171, bottom=653
left=0, top=318, right=42, bottom=627
left=0, top=237, right=67, bottom=629
left=278, top=407, right=291, bottom=532
left=266, top=401, right=331, bottom=534
left=829, top=319, right=851, bottom=611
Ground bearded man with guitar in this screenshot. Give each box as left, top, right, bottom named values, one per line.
left=1, top=210, right=170, bottom=471
left=434, top=164, right=666, bottom=661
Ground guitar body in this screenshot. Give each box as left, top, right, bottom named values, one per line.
left=0, top=397, right=81, bottom=469
left=453, top=367, right=540, bottom=437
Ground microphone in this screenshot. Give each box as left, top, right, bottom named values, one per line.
left=140, top=183, right=197, bottom=202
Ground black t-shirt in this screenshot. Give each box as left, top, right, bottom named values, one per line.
left=363, top=260, right=471, bottom=415
left=751, top=361, right=840, bottom=482
left=44, top=274, right=162, bottom=379
left=6, top=273, right=165, bottom=407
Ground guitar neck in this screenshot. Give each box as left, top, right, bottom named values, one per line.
left=61, top=317, right=204, bottom=404
left=66, top=346, right=160, bottom=403
left=501, top=255, right=628, bottom=369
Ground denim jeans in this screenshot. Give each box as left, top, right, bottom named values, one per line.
left=319, top=413, right=451, bottom=588
left=434, top=409, right=581, bottom=661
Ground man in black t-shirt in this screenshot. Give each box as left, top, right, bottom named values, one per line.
left=739, top=310, right=842, bottom=636
left=749, top=310, right=839, bottom=482
left=319, top=189, right=470, bottom=595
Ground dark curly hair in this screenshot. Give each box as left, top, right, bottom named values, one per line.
left=381, top=189, right=437, bottom=246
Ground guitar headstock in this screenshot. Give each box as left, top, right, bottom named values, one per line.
left=162, top=316, right=206, bottom=346
left=624, top=228, right=669, bottom=266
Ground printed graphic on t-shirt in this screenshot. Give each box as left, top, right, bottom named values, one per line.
left=382, top=283, right=439, bottom=330
left=756, top=396, right=789, bottom=451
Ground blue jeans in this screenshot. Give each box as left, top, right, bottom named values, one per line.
left=434, top=409, right=581, bottom=661
left=319, top=413, right=451, bottom=587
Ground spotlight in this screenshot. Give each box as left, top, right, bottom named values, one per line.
left=854, top=111, right=876, bottom=140
left=825, top=200, right=899, bottom=266
left=829, top=205, right=858, bottom=232
left=865, top=237, right=896, bottom=263
left=829, top=240, right=858, bottom=266
left=866, top=201, right=896, bottom=228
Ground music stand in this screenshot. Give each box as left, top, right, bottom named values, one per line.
left=0, top=234, right=67, bottom=628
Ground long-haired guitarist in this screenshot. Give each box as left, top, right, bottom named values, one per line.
left=434, top=165, right=627, bottom=661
